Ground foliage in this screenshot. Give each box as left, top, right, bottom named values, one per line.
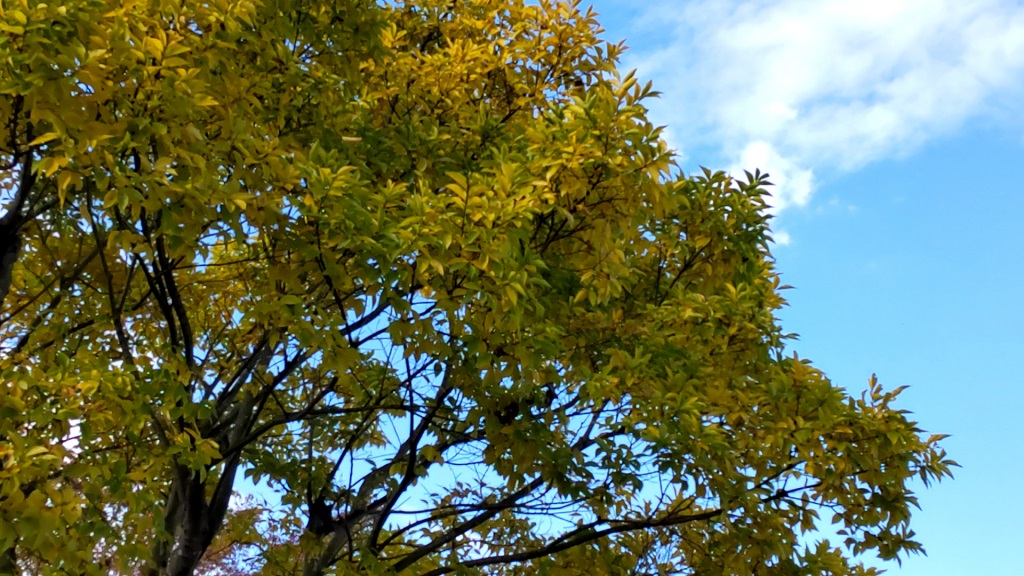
left=0, top=0, right=954, bottom=574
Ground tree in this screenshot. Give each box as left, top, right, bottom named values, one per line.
left=0, top=0, right=954, bottom=574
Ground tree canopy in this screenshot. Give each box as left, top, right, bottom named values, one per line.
left=0, top=0, right=954, bottom=574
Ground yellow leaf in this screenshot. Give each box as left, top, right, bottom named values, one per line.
left=56, top=171, right=76, bottom=204
left=144, top=36, right=164, bottom=59
left=36, top=155, right=69, bottom=176
left=165, top=41, right=190, bottom=56
left=27, top=133, right=59, bottom=147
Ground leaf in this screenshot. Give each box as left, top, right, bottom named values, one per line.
left=162, top=57, right=189, bottom=68
left=25, top=446, right=49, bottom=458
left=27, top=133, right=59, bottom=147
left=144, top=36, right=164, bottom=59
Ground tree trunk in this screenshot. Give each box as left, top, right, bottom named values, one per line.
left=152, top=453, right=242, bottom=575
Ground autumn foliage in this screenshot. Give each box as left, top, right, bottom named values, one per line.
left=0, top=0, right=953, bottom=575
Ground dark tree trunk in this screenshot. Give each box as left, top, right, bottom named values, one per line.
left=0, top=230, right=21, bottom=310
left=153, top=453, right=242, bottom=576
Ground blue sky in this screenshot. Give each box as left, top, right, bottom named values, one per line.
left=587, top=1, right=1024, bottom=574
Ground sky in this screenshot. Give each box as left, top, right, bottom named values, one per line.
left=586, top=1, right=1024, bottom=574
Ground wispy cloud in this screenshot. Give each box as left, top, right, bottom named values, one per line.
left=772, top=229, right=793, bottom=246
left=620, top=0, right=1024, bottom=211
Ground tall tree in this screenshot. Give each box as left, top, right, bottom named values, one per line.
left=0, top=0, right=953, bottom=574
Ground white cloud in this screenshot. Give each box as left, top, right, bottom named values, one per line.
left=621, top=0, right=1024, bottom=210
left=730, top=141, right=814, bottom=213
left=773, top=229, right=793, bottom=246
